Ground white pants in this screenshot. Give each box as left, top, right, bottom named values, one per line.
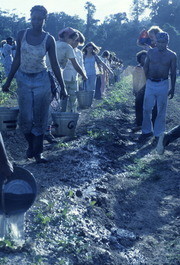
left=142, top=79, right=169, bottom=137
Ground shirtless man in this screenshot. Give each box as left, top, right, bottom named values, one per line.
left=140, top=32, right=177, bottom=139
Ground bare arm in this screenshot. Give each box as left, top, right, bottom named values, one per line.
left=2, top=31, right=23, bottom=92
left=47, top=36, right=67, bottom=98
left=168, top=53, right=177, bottom=99
left=95, top=55, right=113, bottom=74
left=70, top=58, right=87, bottom=80
left=143, top=53, right=150, bottom=79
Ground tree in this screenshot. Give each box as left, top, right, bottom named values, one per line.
left=130, top=0, right=148, bottom=23
left=148, top=0, right=180, bottom=32
left=0, top=9, right=28, bottom=40
left=45, top=12, right=85, bottom=40
left=84, top=1, right=99, bottom=42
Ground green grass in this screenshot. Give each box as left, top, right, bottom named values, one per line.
left=125, top=157, right=163, bottom=180
left=0, top=64, right=18, bottom=107
left=90, top=75, right=132, bottom=119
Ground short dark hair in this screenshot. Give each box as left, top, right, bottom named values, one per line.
left=30, top=5, right=48, bottom=20
left=136, top=50, right=147, bottom=63
left=6, top=37, right=13, bottom=42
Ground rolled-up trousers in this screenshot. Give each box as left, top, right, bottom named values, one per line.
left=142, top=79, right=169, bottom=137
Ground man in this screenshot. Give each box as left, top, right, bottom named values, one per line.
left=140, top=32, right=177, bottom=140
left=0, top=133, right=13, bottom=182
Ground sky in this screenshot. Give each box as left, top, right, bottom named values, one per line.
left=0, top=0, right=133, bottom=22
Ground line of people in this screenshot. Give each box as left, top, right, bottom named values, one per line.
left=1, top=9, right=180, bottom=182
left=1, top=5, right=122, bottom=163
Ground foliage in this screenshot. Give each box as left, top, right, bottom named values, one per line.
left=0, top=72, right=18, bottom=107
left=130, top=0, right=148, bottom=23
left=0, top=1, right=180, bottom=68
left=45, top=12, right=85, bottom=40
left=102, top=76, right=132, bottom=108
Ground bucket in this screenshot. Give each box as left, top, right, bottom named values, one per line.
left=51, top=112, right=79, bottom=137
left=0, top=166, right=37, bottom=215
left=0, top=107, right=19, bottom=131
left=76, top=90, right=94, bottom=109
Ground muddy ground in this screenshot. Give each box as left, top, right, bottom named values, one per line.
left=0, top=76, right=179, bottom=265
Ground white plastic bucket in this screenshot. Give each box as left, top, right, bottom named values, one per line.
left=51, top=112, right=79, bottom=137
left=76, top=90, right=94, bottom=109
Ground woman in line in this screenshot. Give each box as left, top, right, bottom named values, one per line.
left=82, top=42, right=113, bottom=91
left=100, top=50, right=111, bottom=98
left=57, top=28, right=87, bottom=111
left=2, top=5, right=67, bottom=163
left=63, top=30, right=86, bottom=112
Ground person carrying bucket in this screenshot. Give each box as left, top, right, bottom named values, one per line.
left=44, top=27, right=87, bottom=142
left=63, top=30, right=86, bottom=112
left=82, top=42, right=113, bottom=92
left=2, top=5, right=67, bottom=163
left=53, top=27, right=87, bottom=112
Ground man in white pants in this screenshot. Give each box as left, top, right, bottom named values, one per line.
left=139, top=32, right=177, bottom=141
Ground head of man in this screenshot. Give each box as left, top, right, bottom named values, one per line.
left=156, top=32, right=169, bottom=51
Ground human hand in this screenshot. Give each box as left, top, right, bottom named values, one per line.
left=82, top=74, right=88, bottom=81
left=168, top=89, right=174, bottom=99
left=2, top=81, right=11, bottom=92
left=60, top=87, right=68, bottom=100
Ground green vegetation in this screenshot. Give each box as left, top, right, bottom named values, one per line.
left=125, top=157, right=165, bottom=181
left=91, top=75, right=132, bottom=120
left=0, top=67, right=18, bottom=107
left=1, top=1, right=180, bottom=67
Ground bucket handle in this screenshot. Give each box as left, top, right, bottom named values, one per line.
left=1, top=180, right=8, bottom=216
left=83, top=80, right=87, bottom=91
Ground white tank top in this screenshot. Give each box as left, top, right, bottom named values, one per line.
left=20, top=29, right=48, bottom=73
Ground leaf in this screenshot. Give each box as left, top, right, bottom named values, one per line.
left=90, top=200, right=96, bottom=206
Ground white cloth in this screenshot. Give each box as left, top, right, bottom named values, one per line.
left=142, top=79, right=169, bottom=137
left=63, top=48, right=85, bottom=81
left=56, top=41, right=75, bottom=69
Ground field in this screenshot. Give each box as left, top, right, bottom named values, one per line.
left=0, top=74, right=179, bottom=265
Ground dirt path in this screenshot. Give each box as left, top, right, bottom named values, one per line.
left=1, top=77, right=179, bottom=265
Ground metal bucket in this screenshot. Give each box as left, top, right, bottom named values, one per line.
left=0, top=107, right=19, bottom=131
left=76, top=90, right=94, bottom=109
left=0, top=166, right=37, bottom=215
left=51, top=112, right=79, bottom=137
